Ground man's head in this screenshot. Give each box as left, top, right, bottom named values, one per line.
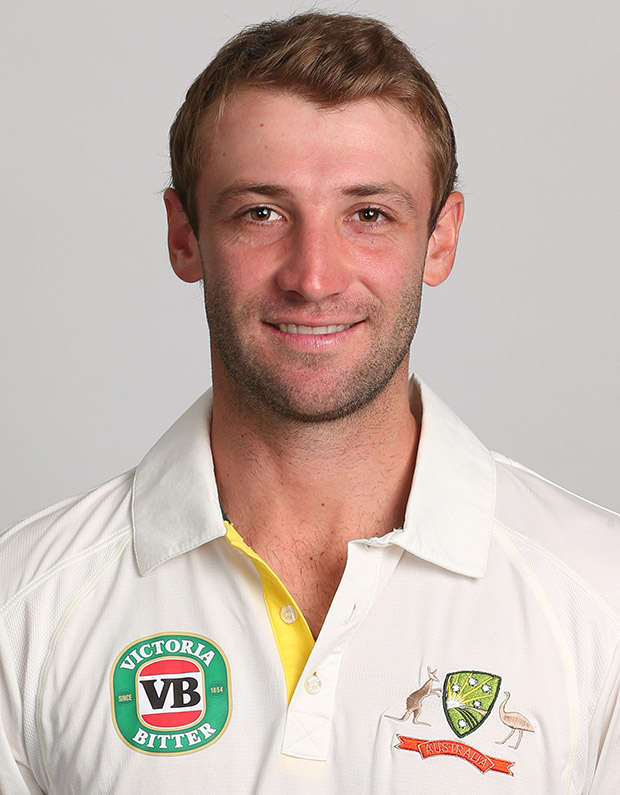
left=165, top=13, right=464, bottom=424
left=169, top=12, right=457, bottom=236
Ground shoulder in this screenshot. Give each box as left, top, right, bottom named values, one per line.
left=492, top=451, right=620, bottom=623
left=0, top=471, right=135, bottom=610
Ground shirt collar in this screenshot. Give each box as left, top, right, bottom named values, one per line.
left=132, top=377, right=495, bottom=578
left=394, top=376, right=496, bottom=578
left=132, top=391, right=224, bottom=575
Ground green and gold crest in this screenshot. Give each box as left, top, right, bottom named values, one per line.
left=442, top=670, right=501, bottom=738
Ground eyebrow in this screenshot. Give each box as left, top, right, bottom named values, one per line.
left=339, top=183, right=418, bottom=214
left=211, top=183, right=294, bottom=212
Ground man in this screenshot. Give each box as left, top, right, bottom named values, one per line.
left=0, top=12, right=618, bottom=794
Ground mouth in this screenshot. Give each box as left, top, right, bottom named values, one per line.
left=275, top=323, right=354, bottom=335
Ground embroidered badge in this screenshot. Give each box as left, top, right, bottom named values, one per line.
left=443, top=670, right=501, bottom=738
left=110, top=632, right=231, bottom=755
left=389, top=665, right=526, bottom=777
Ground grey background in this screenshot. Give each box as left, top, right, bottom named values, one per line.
left=2, top=0, right=618, bottom=527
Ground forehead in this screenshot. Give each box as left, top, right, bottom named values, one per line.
left=197, top=88, right=432, bottom=201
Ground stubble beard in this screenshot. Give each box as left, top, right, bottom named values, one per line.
left=202, top=277, right=423, bottom=426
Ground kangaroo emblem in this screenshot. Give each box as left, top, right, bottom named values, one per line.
left=387, top=667, right=441, bottom=726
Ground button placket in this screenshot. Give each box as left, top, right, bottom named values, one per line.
left=282, top=542, right=403, bottom=760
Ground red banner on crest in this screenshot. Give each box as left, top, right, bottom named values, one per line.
left=396, top=736, right=514, bottom=776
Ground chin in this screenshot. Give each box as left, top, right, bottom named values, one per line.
left=236, top=371, right=397, bottom=425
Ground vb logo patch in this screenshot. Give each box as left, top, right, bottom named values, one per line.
left=110, top=632, right=231, bottom=755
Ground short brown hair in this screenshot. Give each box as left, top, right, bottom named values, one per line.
left=169, top=12, right=457, bottom=234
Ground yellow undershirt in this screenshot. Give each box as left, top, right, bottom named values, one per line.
left=224, top=520, right=315, bottom=702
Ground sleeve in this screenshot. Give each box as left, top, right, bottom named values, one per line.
left=0, top=618, right=45, bottom=794
left=585, top=640, right=620, bottom=794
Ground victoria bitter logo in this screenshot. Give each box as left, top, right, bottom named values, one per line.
left=110, top=632, right=231, bottom=755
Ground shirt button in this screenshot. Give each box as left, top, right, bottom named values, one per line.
left=280, top=605, right=297, bottom=624
left=304, top=673, right=322, bottom=695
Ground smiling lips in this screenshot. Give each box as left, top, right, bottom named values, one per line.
left=276, top=323, right=354, bottom=335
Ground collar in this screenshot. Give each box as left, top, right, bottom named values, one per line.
left=132, top=391, right=224, bottom=574
left=132, top=377, right=495, bottom=578
left=393, top=377, right=495, bottom=578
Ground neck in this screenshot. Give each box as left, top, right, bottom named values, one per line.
left=210, top=360, right=420, bottom=549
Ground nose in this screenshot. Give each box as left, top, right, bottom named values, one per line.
left=275, top=218, right=351, bottom=302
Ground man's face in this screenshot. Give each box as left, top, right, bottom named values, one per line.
left=181, top=89, right=459, bottom=423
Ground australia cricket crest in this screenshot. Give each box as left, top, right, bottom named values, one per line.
left=442, top=670, right=501, bottom=737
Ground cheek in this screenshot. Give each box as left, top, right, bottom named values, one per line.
left=353, top=240, right=427, bottom=295
left=199, top=241, right=277, bottom=305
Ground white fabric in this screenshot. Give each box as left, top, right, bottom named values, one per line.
left=1, top=377, right=619, bottom=794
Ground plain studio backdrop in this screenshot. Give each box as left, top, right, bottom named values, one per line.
left=1, top=0, right=619, bottom=527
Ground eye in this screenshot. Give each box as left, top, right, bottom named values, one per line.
left=354, top=207, right=385, bottom=223
left=246, top=206, right=281, bottom=222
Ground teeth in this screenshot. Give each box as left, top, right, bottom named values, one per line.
left=277, top=323, right=352, bottom=335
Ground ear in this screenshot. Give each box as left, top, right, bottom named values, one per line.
left=423, top=191, right=465, bottom=287
left=164, top=187, right=203, bottom=283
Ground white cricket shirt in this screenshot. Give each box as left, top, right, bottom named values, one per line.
left=1, top=377, right=619, bottom=794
